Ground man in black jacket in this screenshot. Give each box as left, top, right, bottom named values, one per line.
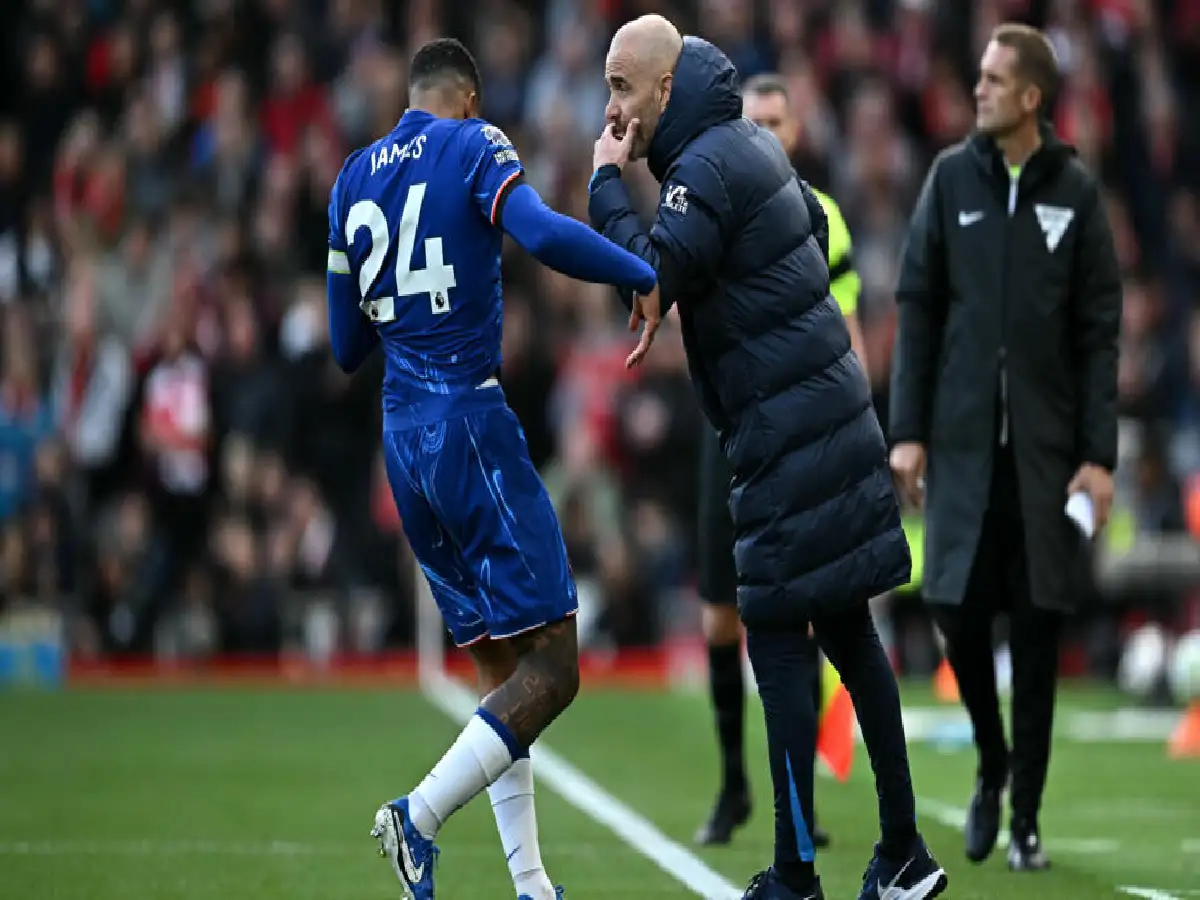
left=588, top=15, right=946, bottom=900
left=890, top=23, right=1121, bottom=872
left=690, top=74, right=865, bottom=852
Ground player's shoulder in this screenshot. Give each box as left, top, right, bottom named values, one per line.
left=454, top=117, right=523, bottom=179
left=462, top=118, right=515, bottom=145
left=335, top=145, right=372, bottom=186
left=329, top=145, right=371, bottom=220
left=454, top=118, right=519, bottom=162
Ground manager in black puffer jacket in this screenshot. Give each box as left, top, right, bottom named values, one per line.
left=587, top=16, right=946, bottom=900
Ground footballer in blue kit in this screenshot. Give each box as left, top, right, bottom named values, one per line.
left=325, top=38, right=657, bottom=900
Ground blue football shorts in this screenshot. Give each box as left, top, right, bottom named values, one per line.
left=382, top=402, right=578, bottom=647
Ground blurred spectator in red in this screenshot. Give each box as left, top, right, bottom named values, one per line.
left=139, top=308, right=211, bottom=566
left=260, top=33, right=336, bottom=158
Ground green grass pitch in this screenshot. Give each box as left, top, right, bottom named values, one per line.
left=1, top=683, right=1197, bottom=899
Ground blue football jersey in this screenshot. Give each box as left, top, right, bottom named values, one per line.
left=327, top=110, right=523, bottom=412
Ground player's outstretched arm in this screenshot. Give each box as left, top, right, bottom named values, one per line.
left=327, top=250, right=379, bottom=374
left=460, top=119, right=653, bottom=293
left=499, top=183, right=656, bottom=294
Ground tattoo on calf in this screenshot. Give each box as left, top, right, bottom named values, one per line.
left=480, top=618, right=580, bottom=748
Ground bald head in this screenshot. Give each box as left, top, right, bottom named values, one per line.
left=604, top=15, right=683, bottom=161
left=611, top=15, right=683, bottom=77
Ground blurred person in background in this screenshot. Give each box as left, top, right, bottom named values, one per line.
left=0, top=120, right=29, bottom=304
left=93, top=215, right=172, bottom=357
left=499, top=290, right=558, bottom=471
left=54, top=253, right=134, bottom=509
left=139, top=307, right=212, bottom=573
left=210, top=287, right=293, bottom=448
left=542, top=422, right=626, bottom=646
left=210, top=508, right=282, bottom=653
left=25, top=437, right=79, bottom=605
left=83, top=490, right=168, bottom=655
left=0, top=518, right=32, bottom=611
left=611, top=316, right=701, bottom=545
left=0, top=308, right=54, bottom=522
left=890, top=23, right=1121, bottom=872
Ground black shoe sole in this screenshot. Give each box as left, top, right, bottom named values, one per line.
left=964, top=796, right=1002, bottom=863
left=1008, top=847, right=1052, bottom=872
left=694, top=798, right=752, bottom=846
left=965, top=839, right=999, bottom=863
left=858, top=870, right=947, bottom=900
left=925, top=872, right=949, bottom=898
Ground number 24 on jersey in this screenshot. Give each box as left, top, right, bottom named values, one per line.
left=346, top=182, right=457, bottom=322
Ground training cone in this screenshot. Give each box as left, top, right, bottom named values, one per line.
left=1168, top=702, right=1200, bottom=758
left=934, top=658, right=959, bottom=704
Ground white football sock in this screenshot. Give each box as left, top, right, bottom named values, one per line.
left=409, top=713, right=515, bottom=839
left=488, top=756, right=555, bottom=899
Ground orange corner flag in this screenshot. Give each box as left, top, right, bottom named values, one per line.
left=817, top=656, right=856, bottom=782
left=1168, top=702, right=1200, bottom=758
left=934, top=658, right=959, bottom=704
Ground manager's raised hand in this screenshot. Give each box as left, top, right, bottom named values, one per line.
left=625, top=285, right=661, bottom=369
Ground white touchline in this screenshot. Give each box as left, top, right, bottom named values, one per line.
left=1119, top=888, right=1186, bottom=900
left=421, top=671, right=744, bottom=900
left=918, top=798, right=1195, bottom=900
left=914, top=798, right=1121, bottom=854
left=914, top=798, right=1198, bottom=856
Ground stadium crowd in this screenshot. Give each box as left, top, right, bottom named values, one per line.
left=1, top=0, right=1198, bottom=666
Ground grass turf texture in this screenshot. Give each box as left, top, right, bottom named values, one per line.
left=1, top=684, right=1196, bottom=899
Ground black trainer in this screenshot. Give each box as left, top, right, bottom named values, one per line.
left=1007, top=821, right=1051, bottom=872
left=965, top=777, right=1004, bottom=862
left=857, top=835, right=947, bottom=900
left=742, top=868, right=824, bottom=900
left=694, top=788, right=752, bottom=846
left=811, top=817, right=830, bottom=849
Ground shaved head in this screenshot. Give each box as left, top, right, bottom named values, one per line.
left=604, top=15, right=684, bottom=160
left=611, top=15, right=682, bottom=76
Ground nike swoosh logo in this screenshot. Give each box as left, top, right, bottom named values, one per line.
left=877, top=858, right=913, bottom=899
left=401, top=840, right=425, bottom=883
left=958, top=210, right=984, bottom=226
left=395, top=811, right=425, bottom=884
left=507, top=845, right=521, bottom=863
left=878, top=862, right=945, bottom=900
